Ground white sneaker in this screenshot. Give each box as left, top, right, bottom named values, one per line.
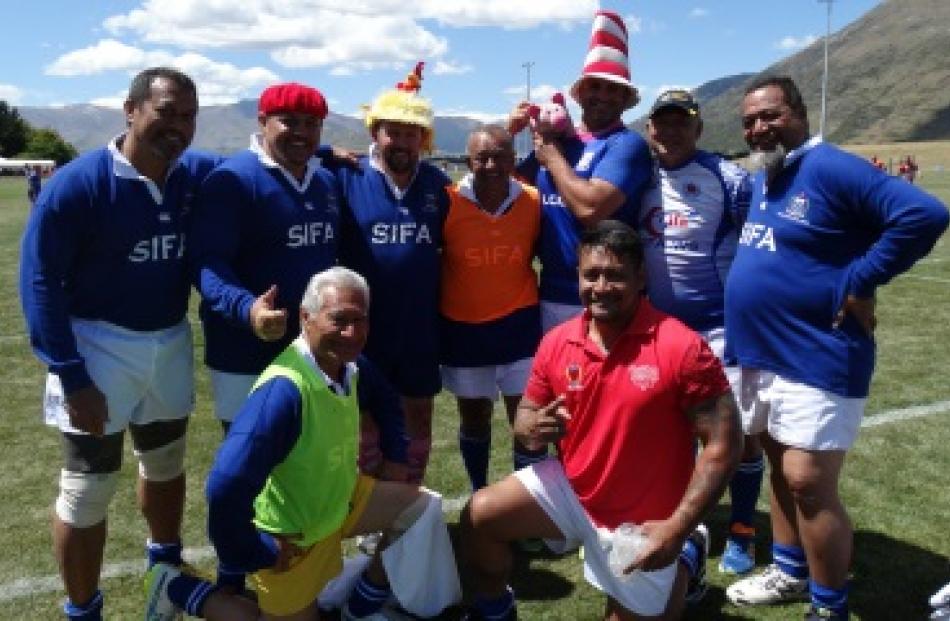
left=143, top=563, right=183, bottom=621
left=726, top=563, right=808, bottom=606
left=932, top=581, right=950, bottom=620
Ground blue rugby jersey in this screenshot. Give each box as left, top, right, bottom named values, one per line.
left=331, top=155, right=450, bottom=366
left=19, top=139, right=220, bottom=393
left=518, top=126, right=652, bottom=305
left=725, top=139, right=948, bottom=397
left=639, top=150, right=751, bottom=332
left=191, top=141, right=340, bottom=374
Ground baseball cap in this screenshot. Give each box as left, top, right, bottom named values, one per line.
left=649, top=89, right=699, bottom=117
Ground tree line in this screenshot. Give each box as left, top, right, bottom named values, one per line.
left=0, top=100, right=77, bottom=166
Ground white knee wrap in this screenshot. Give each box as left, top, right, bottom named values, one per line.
left=55, top=469, right=120, bottom=528
left=135, top=436, right=186, bottom=482
left=390, top=489, right=435, bottom=535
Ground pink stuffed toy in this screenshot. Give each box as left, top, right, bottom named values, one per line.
left=528, top=92, right=575, bottom=138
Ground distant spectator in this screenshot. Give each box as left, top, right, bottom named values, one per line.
left=26, top=165, right=41, bottom=205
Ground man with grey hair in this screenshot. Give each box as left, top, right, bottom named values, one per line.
left=146, top=267, right=459, bottom=621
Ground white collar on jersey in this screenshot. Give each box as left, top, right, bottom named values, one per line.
left=783, top=135, right=823, bottom=168
left=249, top=133, right=322, bottom=193
left=368, top=143, right=420, bottom=201
left=292, top=336, right=357, bottom=396
left=457, top=173, right=523, bottom=217
left=108, top=134, right=181, bottom=204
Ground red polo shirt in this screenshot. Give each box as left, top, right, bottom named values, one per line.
left=524, top=299, right=729, bottom=528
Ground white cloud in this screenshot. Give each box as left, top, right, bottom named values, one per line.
left=623, top=14, right=643, bottom=34
left=432, top=60, right=473, bottom=76
left=100, top=1, right=599, bottom=72
left=776, top=34, right=819, bottom=50
left=503, top=83, right=564, bottom=103
left=689, top=8, right=709, bottom=18
left=0, top=84, right=23, bottom=103
left=46, top=39, right=172, bottom=76
left=49, top=40, right=279, bottom=106
left=438, top=108, right=507, bottom=123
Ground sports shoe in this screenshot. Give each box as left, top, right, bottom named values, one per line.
left=803, top=604, right=845, bottom=620
left=341, top=603, right=391, bottom=620
left=726, top=563, right=808, bottom=606
left=684, top=524, right=709, bottom=605
left=143, top=562, right=183, bottom=621
left=719, top=538, right=756, bottom=575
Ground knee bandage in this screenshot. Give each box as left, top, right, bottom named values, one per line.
left=135, top=436, right=186, bottom=482
left=389, top=489, right=436, bottom=537
left=55, top=469, right=120, bottom=528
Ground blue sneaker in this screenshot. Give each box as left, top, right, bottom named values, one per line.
left=719, top=538, right=755, bottom=575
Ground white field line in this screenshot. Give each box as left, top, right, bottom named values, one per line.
left=898, top=274, right=950, bottom=285
left=1, top=399, right=947, bottom=602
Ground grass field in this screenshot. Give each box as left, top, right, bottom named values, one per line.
left=0, top=143, right=948, bottom=620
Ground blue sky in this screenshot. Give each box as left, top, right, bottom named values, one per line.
left=0, top=0, right=880, bottom=121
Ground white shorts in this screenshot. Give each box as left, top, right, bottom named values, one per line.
left=209, top=370, right=257, bottom=423
left=700, top=327, right=739, bottom=395
left=514, top=458, right=676, bottom=617
left=44, top=319, right=194, bottom=435
left=541, top=301, right=582, bottom=334
left=737, top=368, right=866, bottom=451
left=440, top=358, right=532, bottom=400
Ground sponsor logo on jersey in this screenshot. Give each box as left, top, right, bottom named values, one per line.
left=158, top=212, right=171, bottom=223
left=566, top=362, right=583, bottom=391
left=303, top=201, right=315, bottom=211
left=779, top=192, right=809, bottom=223
left=629, top=364, right=659, bottom=390
left=288, top=221, right=335, bottom=247
left=541, top=194, right=564, bottom=207
left=464, top=244, right=527, bottom=267
left=128, top=233, right=186, bottom=262
left=738, top=222, right=776, bottom=252
left=370, top=222, right=433, bottom=245
left=683, top=182, right=700, bottom=197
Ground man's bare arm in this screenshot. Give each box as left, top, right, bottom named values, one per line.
left=630, top=392, right=742, bottom=571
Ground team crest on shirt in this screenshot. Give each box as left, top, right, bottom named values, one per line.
left=565, top=362, right=583, bottom=391
left=326, top=192, right=339, bottom=214
left=303, top=201, right=315, bottom=211
left=180, top=191, right=195, bottom=216
left=779, top=192, right=810, bottom=223
left=422, top=192, right=439, bottom=213
left=158, top=212, right=172, bottom=223
left=683, top=181, right=700, bottom=197
left=629, top=364, right=659, bottom=390
left=576, top=152, right=595, bottom=172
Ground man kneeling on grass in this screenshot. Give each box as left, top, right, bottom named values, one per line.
left=460, top=221, right=742, bottom=620
left=145, top=267, right=459, bottom=620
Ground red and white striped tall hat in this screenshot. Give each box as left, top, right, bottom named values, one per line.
left=570, top=10, right=639, bottom=109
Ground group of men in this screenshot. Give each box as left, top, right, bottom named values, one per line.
left=18, top=7, right=949, bottom=621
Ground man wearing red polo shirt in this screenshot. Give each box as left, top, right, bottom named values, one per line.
left=461, top=220, right=742, bottom=620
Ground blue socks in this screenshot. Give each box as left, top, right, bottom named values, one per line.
left=167, top=572, right=216, bottom=617
left=728, top=455, right=764, bottom=545
left=63, top=590, right=103, bottom=621
left=810, top=579, right=849, bottom=618
left=773, top=542, right=809, bottom=579
left=459, top=430, right=491, bottom=491
left=346, top=574, right=391, bottom=618
left=679, top=536, right=702, bottom=578
left=146, top=539, right=184, bottom=568
left=474, top=586, right=516, bottom=621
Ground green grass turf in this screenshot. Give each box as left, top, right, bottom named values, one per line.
left=0, top=163, right=947, bottom=620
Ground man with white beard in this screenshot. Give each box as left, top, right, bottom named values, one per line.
left=724, top=75, right=948, bottom=620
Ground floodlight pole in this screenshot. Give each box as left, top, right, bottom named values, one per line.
left=522, top=61, right=535, bottom=102
left=818, top=0, right=834, bottom=137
